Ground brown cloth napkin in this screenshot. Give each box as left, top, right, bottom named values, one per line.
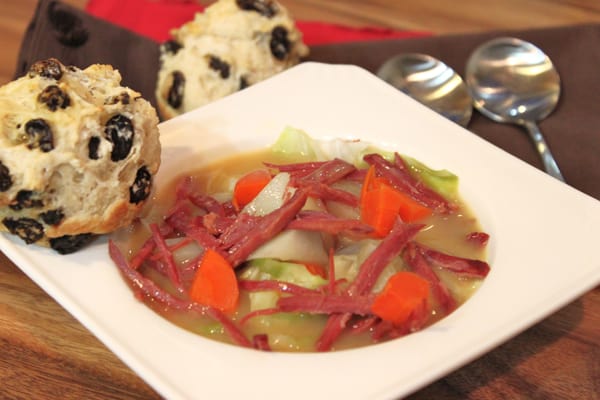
left=16, top=0, right=600, bottom=201
left=309, top=26, right=600, bottom=202
left=15, top=0, right=161, bottom=108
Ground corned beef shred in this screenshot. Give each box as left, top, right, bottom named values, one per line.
left=201, top=212, right=233, bottom=236
left=148, top=236, right=194, bottom=259
left=371, top=320, right=408, bottom=341
left=149, top=223, right=184, bottom=292
left=218, top=212, right=260, bottom=250
left=108, top=241, right=252, bottom=348
left=130, top=224, right=173, bottom=269
left=129, top=237, right=157, bottom=270
left=264, top=160, right=326, bottom=176
left=348, top=315, right=379, bottom=335
left=146, top=254, right=200, bottom=285
left=402, top=242, right=457, bottom=313
left=111, top=149, right=491, bottom=352
left=317, top=313, right=352, bottom=351
left=415, top=242, right=490, bottom=278
left=188, top=193, right=227, bottom=217
left=163, top=202, right=193, bottom=229
left=252, top=334, right=272, bottom=351
left=287, top=210, right=373, bottom=237
left=167, top=213, right=225, bottom=259
left=225, top=188, right=309, bottom=267
left=349, top=219, right=424, bottom=296
left=176, top=176, right=228, bottom=216
left=346, top=168, right=367, bottom=182
left=296, top=158, right=356, bottom=185
left=466, top=231, right=490, bottom=247
left=317, top=219, right=424, bottom=351
left=364, top=153, right=455, bottom=213
left=181, top=224, right=224, bottom=256
left=302, top=183, right=359, bottom=207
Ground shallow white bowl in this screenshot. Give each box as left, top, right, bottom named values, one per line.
left=2, top=62, right=600, bottom=400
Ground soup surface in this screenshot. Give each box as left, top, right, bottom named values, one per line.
left=110, top=128, right=490, bottom=352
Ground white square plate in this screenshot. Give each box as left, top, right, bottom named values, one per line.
left=2, top=62, right=600, bottom=400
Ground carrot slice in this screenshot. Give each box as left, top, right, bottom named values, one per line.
left=371, top=271, right=431, bottom=326
left=389, top=182, right=432, bottom=222
left=361, top=184, right=401, bottom=237
left=299, top=262, right=327, bottom=279
left=189, top=248, right=239, bottom=314
left=360, top=165, right=378, bottom=201
left=232, top=169, right=272, bottom=210
left=360, top=166, right=432, bottom=237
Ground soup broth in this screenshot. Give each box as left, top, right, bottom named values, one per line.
left=111, top=139, right=489, bottom=352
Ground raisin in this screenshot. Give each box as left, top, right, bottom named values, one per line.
left=25, top=119, right=54, bottom=152
left=88, top=136, right=101, bottom=160
left=47, top=2, right=89, bottom=47
left=0, top=161, right=12, bottom=192
left=105, top=92, right=131, bottom=105
left=167, top=71, right=185, bottom=109
left=40, top=209, right=65, bottom=226
left=28, top=58, right=64, bottom=80
left=104, top=114, right=134, bottom=162
left=50, top=233, right=94, bottom=254
left=3, top=217, right=44, bottom=244
left=208, top=56, right=231, bottom=79
left=161, top=40, right=182, bottom=55
left=9, top=190, right=44, bottom=211
left=38, top=85, right=71, bottom=111
left=270, top=26, right=291, bottom=60
left=129, top=166, right=152, bottom=204
left=236, top=0, right=277, bottom=17
left=240, top=76, right=249, bottom=90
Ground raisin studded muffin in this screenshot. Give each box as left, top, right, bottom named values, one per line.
left=156, top=0, right=309, bottom=120
left=0, top=58, right=161, bottom=254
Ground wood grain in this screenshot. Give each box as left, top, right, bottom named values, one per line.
left=0, top=1, right=599, bottom=400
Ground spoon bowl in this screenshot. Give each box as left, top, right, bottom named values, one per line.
left=377, top=53, right=472, bottom=127
left=465, top=37, right=564, bottom=181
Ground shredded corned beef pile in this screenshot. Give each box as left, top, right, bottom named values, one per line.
left=109, top=145, right=490, bottom=352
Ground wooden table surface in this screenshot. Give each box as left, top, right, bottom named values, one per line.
left=1, top=1, right=599, bottom=399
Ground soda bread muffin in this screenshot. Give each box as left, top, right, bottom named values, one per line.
left=156, top=0, right=309, bottom=120
left=0, top=58, right=161, bottom=253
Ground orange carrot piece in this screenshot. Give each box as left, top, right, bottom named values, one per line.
left=360, top=167, right=432, bottom=237
left=189, top=248, right=239, bottom=314
left=389, top=183, right=432, bottom=222
left=371, top=271, right=431, bottom=326
left=232, top=169, right=272, bottom=210
left=302, top=262, right=327, bottom=279
left=361, top=184, right=401, bottom=237
left=360, top=165, right=377, bottom=201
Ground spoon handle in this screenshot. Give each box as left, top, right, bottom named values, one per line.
left=523, top=120, right=565, bottom=182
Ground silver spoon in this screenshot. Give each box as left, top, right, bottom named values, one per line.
left=377, top=53, right=472, bottom=127
left=465, top=37, right=564, bottom=181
